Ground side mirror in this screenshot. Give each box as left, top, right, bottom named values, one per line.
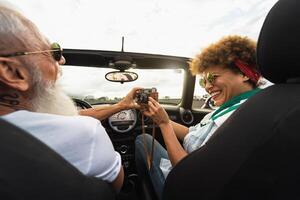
left=105, top=71, right=138, bottom=83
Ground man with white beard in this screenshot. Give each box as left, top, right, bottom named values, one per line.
left=0, top=5, right=140, bottom=193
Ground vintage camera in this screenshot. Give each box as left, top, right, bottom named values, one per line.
left=136, top=88, right=158, bottom=105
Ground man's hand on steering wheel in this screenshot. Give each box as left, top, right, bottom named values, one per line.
left=118, top=87, right=142, bottom=110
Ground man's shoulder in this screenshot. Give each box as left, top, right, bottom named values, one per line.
left=2, top=110, right=103, bottom=134
left=4, top=110, right=96, bottom=121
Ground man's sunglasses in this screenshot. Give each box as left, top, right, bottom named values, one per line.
left=199, top=72, right=220, bottom=88
left=0, top=42, right=63, bottom=62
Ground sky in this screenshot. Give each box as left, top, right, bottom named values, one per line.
left=3, top=0, right=277, bottom=99
left=6, top=0, right=278, bottom=57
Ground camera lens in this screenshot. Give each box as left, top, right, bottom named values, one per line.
left=139, top=93, right=148, bottom=104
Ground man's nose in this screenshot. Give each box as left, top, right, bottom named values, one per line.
left=59, top=56, right=66, bottom=65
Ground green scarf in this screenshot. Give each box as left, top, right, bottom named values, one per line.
left=211, top=88, right=261, bottom=121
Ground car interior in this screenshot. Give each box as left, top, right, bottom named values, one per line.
left=62, top=49, right=211, bottom=200
left=0, top=48, right=211, bottom=200
left=1, top=0, right=299, bottom=199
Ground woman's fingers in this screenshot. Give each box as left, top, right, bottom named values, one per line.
left=148, top=101, right=159, bottom=114
left=148, top=97, right=158, bottom=105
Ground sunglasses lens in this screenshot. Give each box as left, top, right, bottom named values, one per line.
left=51, top=43, right=62, bottom=61
left=199, top=78, right=206, bottom=88
left=199, top=73, right=219, bottom=87
left=207, top=73, right=215, bottom=84
left=52, top=51, right=61, bottom=61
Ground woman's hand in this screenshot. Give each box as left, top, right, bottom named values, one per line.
left=117, top=87, right=141, bottom=110
left=142, top=97, right=170, bottom=126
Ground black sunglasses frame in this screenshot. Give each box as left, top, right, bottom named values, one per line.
left=0, top=42, right=63, bottom=62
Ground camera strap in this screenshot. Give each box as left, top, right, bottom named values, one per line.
left=141, top=114, right=156, bottom=170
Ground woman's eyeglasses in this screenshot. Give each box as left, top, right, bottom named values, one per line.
left=199, top=73, right=220, bottom=88
left=0, top=42, right=63, bottom=62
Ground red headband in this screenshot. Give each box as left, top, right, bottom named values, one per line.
left=234, top=59, right=261, bottom=84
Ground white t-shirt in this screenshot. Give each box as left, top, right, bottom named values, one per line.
left=2, top=110, right=121, bottom=183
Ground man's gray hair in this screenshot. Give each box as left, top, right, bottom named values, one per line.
left=0, top=3, right=48, bottom=84
left=0, top=4, right=49, bottom=52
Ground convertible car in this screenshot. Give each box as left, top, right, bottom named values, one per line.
left=4, top=0, right=300, bottom=200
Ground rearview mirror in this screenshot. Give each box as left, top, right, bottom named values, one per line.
left=105, top=71, right=138, bottom=83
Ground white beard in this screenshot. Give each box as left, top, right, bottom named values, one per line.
left=31, top=81, right=78, bottom=116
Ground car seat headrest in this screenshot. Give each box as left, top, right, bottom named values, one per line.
left=257, top=0, right=300, bottom=83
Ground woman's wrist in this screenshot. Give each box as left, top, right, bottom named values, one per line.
left=159, top=121, right=172, bottom=129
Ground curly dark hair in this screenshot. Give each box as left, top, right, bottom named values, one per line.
left=189, top=35, right=257, bottom=76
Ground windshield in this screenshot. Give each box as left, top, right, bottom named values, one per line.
left=59, top=65, right=184, bottom=105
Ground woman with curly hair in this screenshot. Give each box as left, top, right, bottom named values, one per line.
left=135, top=35, right=262, bottom=200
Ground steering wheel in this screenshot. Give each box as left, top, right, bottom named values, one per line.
left=73, top=98, right=92, bottom=109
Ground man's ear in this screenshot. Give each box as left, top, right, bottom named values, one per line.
left=0, top=57, right=30, bottom=91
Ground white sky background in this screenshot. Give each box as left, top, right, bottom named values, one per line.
left=4, top=0, right=277, bottom=99
left=7, top=0, right=277, bottom=57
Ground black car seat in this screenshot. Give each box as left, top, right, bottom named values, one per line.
left=163, top=0, right=300, bottom=199
left=0, top=118, right=115, bottom=200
